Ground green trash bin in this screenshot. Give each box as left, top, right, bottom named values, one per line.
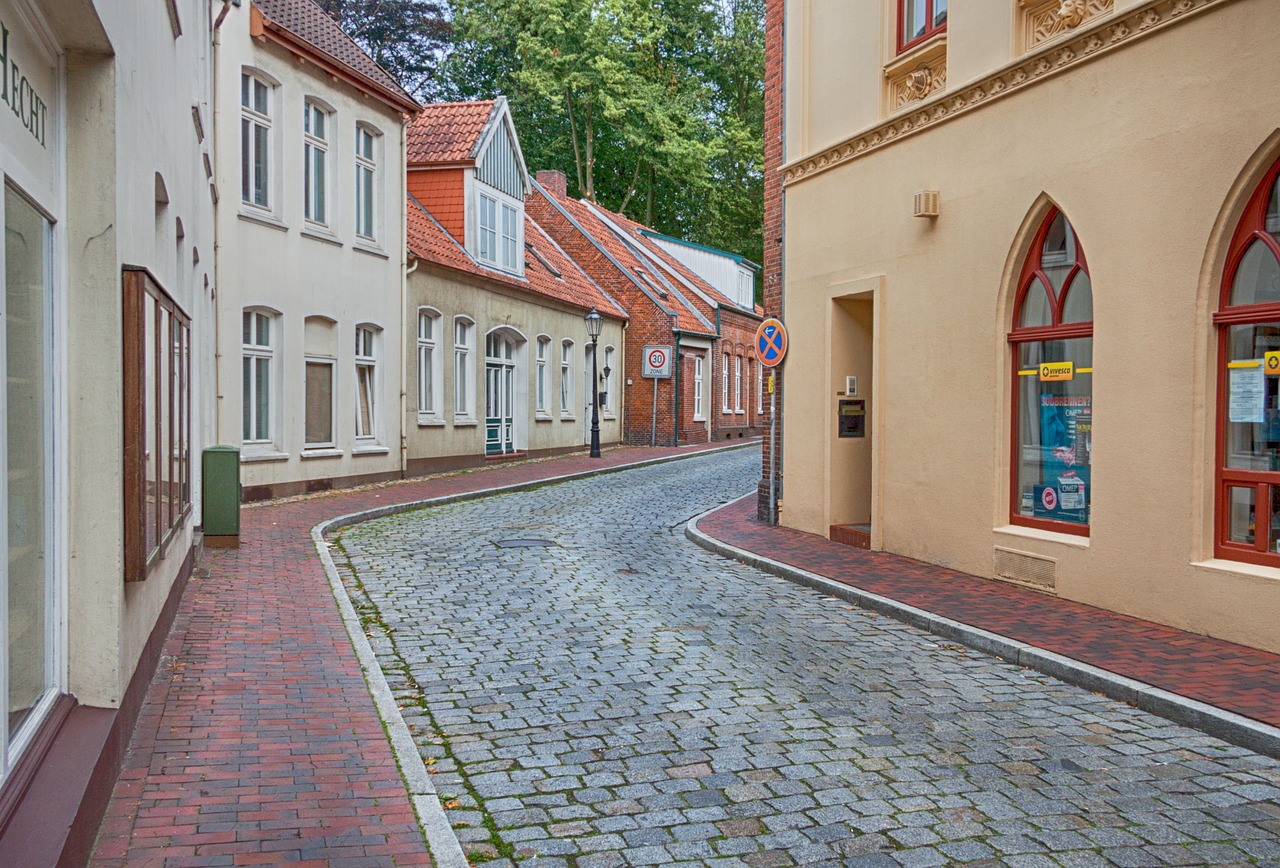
left=202, top=445, right=241, bottom=547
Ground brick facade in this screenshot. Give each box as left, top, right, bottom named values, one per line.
left=759, top=0, right=785, bottom=520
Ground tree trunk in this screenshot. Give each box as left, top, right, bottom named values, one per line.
left=619, top=159, right=643, bottom=216
left=566, top=92, right=585, bottom=197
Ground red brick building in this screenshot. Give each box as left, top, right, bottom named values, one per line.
left=529, top=171, right=763, bottom=446
left=759, top=0, right=785, bottom=520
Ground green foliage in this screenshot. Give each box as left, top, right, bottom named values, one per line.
left=315, top=0, right=451, bottom=98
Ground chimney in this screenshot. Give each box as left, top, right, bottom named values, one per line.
left=536, top=169, right=568, bottom=199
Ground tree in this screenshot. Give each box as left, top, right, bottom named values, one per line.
left=315, top=0, right=451, bottom=99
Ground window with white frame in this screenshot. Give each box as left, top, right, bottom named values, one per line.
left=478, top=194, right=497, bottom=263
left=604, top=345, right=616, bottom=413
left=356, top=126, right=378, bottom=240
left=417, top=308, right=441, bottom=417
left=303, top=100, right=329, bottom=225
left=454, top=317, right=474, bottom=418
left=536, top=335, right=550, bottom=413
left=561, top=339, right=574, bottom=416
left=721, top=352, right=730, bottom=412
left=304, top=316, right=337, bottom=449
left=477, top=191, right=523, bottom=273
left=240, top=72, right=272, bottom=210
left=734, top=356, right=742, bottom=412
left=693, top=355, right=705, bottom=420
left=502, top=202, right=519, bottom=270
left=242, top=308, right=275, bottom=444
left=355, top=325, right=379, bottom=440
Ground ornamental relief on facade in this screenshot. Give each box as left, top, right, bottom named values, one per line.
left=1022, top=0, right=1113, bottom=51
left=892, top=61, right=947, bottom=109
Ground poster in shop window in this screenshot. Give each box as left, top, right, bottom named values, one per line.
left=1229, top=363, right=1266, bottom=424
left=1033, top=396, right=1091, bottom=524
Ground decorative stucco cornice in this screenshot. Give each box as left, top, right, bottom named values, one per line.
left=782, top=0, right=1232, bottom=187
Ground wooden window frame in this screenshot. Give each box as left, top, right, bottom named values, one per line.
left=355, top=125, right=378, bottom=241
left=693, top=355, right=705, bottom=421
left=560, top=339, right=574, bottom=418
left=240, top=71, right=273, bottom=211
left=1213, top=160, right=1280, bottom=566
left=536, top=336, right=550, bottom=413
left=898, top=0, right=947, bottom=54
left=303, top=100, right=329, bottom=227
left=1007, top=208, right=1093, bottom=537
left=454, top=317, right=474, bottom=419
left=123, top=267, right=191, bottom=583
left=354, top=325, right=379, bottom=442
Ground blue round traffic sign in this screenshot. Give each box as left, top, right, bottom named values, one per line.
left=755, top=318, right=787, bottom=368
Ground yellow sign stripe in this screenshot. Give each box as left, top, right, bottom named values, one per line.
left=1228, top=360, right=1262, bottom=368
left=1019, top=367, right=1094, bottom=375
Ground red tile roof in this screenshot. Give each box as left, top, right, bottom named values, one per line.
left=406, top=195, right=627, bottom=320
left=252, top=0, right=417, bottom=110
left=530, top=186, right=717, bottom=336
left=407, top=101, right=496, bottom=165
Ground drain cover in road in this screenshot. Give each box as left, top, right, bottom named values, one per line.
left=493, top=538, right=558, bottom=548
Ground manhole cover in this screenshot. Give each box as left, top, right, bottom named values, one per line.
left=493, top=538, right=558, bottom=548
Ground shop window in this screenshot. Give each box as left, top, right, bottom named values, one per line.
left=355, top=125, right=379, bottom=241
left=303, top=100, right=329, bottom=226
left=1215, top=161, right=1280, bottom=565
left=561, top=339, right=575, bottom=417
left=899, top=0, right=947, bottom=53
left=418, top=307, right=442, bottom=418
left=123, top=267, right=192, bottom=581
left=355, top=325, right=380, bottom=441
left=240, top=71, right=273, bottom=211
left=1009, top=209, right=1092, bottom=535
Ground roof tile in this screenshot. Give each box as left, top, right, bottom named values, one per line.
left=407, top=101, right=496, bottom=165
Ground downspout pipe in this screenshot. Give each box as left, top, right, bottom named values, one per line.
left=673, top=329, right=682, bottom=446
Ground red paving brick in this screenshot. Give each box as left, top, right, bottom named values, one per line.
left=699, top=497, right=1280, bottom=729
left=91, top=441, right=740, bottom=866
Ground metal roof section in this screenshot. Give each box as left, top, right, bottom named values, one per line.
left=638, top=228, right=761, bottom=270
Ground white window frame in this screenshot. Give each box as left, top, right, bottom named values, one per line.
left=536, top=335, right=551, bottom=415
left=304, top=354, right=337, bottom=449
left=417, top=307, right=442, bottom=420
left=303, top=99, right=330, bottom=227
left=561, top=339, right=575, bottom=418
left=241, top=307, right=276, bottom=446
left=240, top=71, right=274, bottom=212
left=454, top=316, right=475, bottom=421
left=354, top=325, right=380, bottom=442
left=734, top=355, right=743, bottom=413
left=355, top=124, right=380, bottom=242
left=693, top=355, right=705, bottom=421
left=474, top=185, right=525, bottom=275
left=721, top=352, right=730, bottom=412
left=603, top=345, right=616, bottom=415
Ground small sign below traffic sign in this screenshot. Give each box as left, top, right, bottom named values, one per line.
left=756, top=318, right=787, bottom=368
left=642, top=345, right=673, bottom=378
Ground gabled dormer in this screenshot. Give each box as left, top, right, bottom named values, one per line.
left=406, top=97, right=530, bottom=277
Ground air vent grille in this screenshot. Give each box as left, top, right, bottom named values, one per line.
left=914, top=189, right=940, bottom=218
left=993, top=546, right=1056, bottom=593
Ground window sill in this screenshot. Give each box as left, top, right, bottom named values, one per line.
left=535, top=412, right=553, bottom=422
left=603, top=413, right=616, bottom=421
left=301, top=225, right=343, bottom=247
left=454, top=418, right=479, bottom=427
left=693, top=416, right=706, bottom=423
left=885, top=32, right=947, bottom=77
left=238, top=208, right=288, bottom=232
left=301, top=447, right=343, bottom=459
left=560, top=415, right=577, bottom=422
left=993, top=524, right=1089, bottom=549
left=241, top=448, right=290, bottom=463
left=417, top=415, right=446, bottom=427
left=352, top=443, right=389, bottom=455
left=735, top=410, right=745, bottom=415
left=1191, top=558, right=1280, bottom=583
left=354, top=240, right=389, bottom=259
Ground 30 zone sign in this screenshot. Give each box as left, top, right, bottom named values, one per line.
left=643, top=345, right=673, bottom=378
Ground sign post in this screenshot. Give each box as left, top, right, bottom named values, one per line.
left=642, top=345, right=673, bottom=448
left=755, top=319, right=788, bottom=525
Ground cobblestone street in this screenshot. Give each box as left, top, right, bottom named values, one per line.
left=336, top=450, right=1280, bottom=867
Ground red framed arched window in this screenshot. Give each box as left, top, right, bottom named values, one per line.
left=1215, top=160, right=1280, bottom=565
left=1009, top=209, right=1093, bottom=535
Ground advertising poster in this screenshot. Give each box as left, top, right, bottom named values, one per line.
left=1033, top=395, right=1090, bottom=524
left=1229, top=364, right=1265, bottom=423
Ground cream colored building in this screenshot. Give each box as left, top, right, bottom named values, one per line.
left=779, top=0, right=1280, bottom=652
left=214, top=0, right=417, bottom=500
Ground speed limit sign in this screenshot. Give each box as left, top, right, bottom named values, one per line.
left=642, top=345, right=673, bottom=379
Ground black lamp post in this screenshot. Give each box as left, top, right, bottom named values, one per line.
left=585, top=308, right=603, bottom=458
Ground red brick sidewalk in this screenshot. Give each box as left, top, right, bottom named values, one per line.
left=90, top=441, right=744, bottom=867
left=698, top=497, right=1280, bottom=730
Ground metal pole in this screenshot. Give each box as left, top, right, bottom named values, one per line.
left=650, top=377, right=658, bottom=448
left=590, top=336, right=601, bottom=458
left=768, top=371, right=778, bottom=525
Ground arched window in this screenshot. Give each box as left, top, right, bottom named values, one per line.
left=1215, top=161, right=1280, bottom=565
left=1009, top=209, right=1093, bottom=534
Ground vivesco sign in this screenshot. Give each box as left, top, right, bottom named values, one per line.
left=0, top=20, right=48, bottom=147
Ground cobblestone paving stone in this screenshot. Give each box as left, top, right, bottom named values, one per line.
left=335, top=450, right=1280, bottom=867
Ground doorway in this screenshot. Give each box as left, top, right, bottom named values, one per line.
left=485, top=332, right=516, bottom=455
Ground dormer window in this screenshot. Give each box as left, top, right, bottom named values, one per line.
left=476, top=188, right=523, bottom=274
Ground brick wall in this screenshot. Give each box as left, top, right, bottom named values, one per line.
left=759, top=0, right=785, bottom=521
left=714, top=310, right=764, bottom=440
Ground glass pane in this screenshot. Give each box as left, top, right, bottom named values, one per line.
left=1019, top=277, right=1053, bottom=328
left=242, top=309, right=252, bottom=344
left=1230, top=240, right=1280, bottom=307
left=1267, top=178, right=1280, bottom=239
left=933, top=0, right=946, bottom=26
left=257, top=313, right=269, bottom=346
left=1061, top=270, right=1093, bottom=324
left=420, top=348, right=433, bottom=411
left=357, top=366, right=374, bottom=435
left=1014, top=338, right=1092, bottom=526
left=315, top=149, right=326, bottom=223
left=6, top=184, right=52, bottom=739
left=904, top=0, right=925, bottom=40
left=314, top=108, right=325, bottom=140
left=254, top=356, right=270, bottom=441
left=304, top=144, right=312, bottom=217
left=1227, top=486, right=1256, bottom=545
left=241, top=73, right=249, bottom=108
left=1225, top=322, right=1280, bottom=470
left=240, top=118, right=251, bottom=203
left=254, top=79, right=268, bottom=114
left=145, top=294, right=157, bottom=551
left=1268, top=486, right=1280, bottom=554
left=158, top=307, right=170, bottom=535
left=242, top=356, right=252, bottom=441
left=253, top=123, right=269, bottom=208
left=306, top=362, right=333, bottom=445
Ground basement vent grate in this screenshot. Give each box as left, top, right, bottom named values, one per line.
left=993, top=546, right=1057, bottom=592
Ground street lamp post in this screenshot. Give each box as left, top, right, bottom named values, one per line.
left=585, top=309, right=602, bottom=458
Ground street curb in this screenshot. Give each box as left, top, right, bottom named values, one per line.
left=686, top=494, right=1280, bottom=761
left=308, top=441, right=756, bottom=865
